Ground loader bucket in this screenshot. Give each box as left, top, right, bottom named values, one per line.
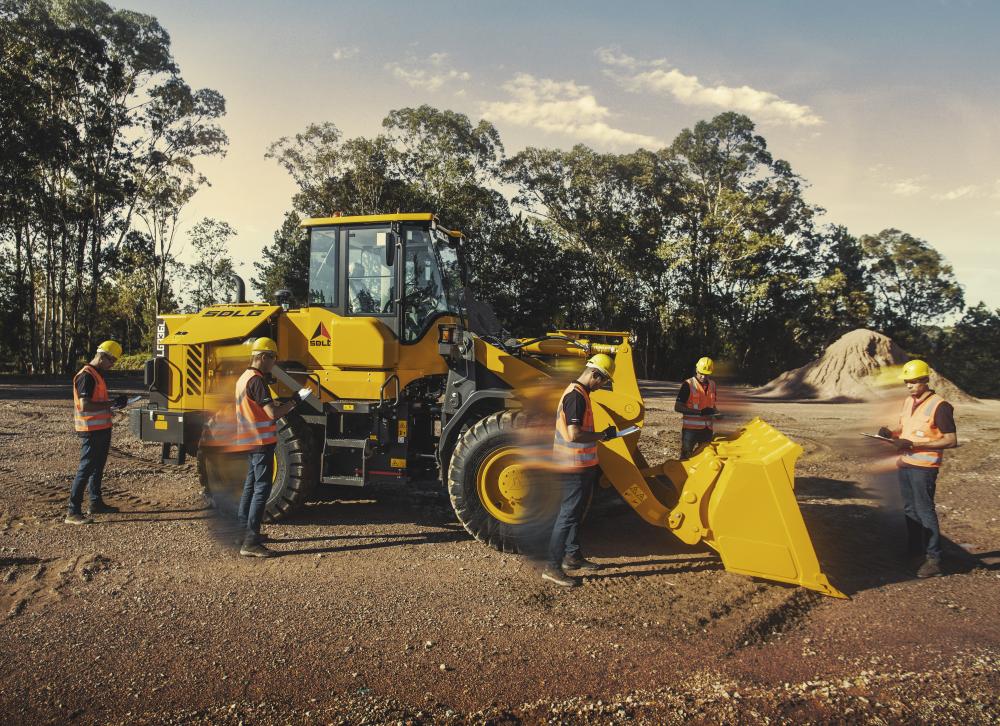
left=657, top=418, right=846, bottom=598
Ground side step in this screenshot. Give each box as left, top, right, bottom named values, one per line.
left=320, top=438, right=370, bottom=486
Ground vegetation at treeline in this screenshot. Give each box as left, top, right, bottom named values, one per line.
left=2, top=0, right=999, bottom=396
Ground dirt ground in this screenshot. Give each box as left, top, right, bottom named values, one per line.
left=1, top=375, right=997, bottom=725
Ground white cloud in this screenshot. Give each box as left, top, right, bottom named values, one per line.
left=889, top=177, right=926, bottom=197
left=332, top=46, right=359, bottom=61
left=933, top=185, right=981, bottom=201
left=598, top=49, right=823, bottom=128
left=595, top=48, right=641, bottom=70
left=873, top=172, right=994, bottom=201
left=481, top=73, right=663, bottom=149
left=385, top=54, right=470, bottom=91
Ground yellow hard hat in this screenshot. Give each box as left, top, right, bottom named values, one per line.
left=901, top=359, right=931, bottom=381
left=585, top=353, right=615, bottom=379
left=97, top=340, right=122, bottom=360
left=695, top=356, right=714, bottom=375
left=251, top=337, right=278, bottom=356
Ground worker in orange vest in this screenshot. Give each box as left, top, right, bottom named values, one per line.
left=67, top=340, right=128, bottom=524
left=878, top=359, right=958, bottom=578
left=234, top=337, right=312, bottom=557
left=674, top=356, right=719, bottom=459
left=543, top=353, right=617, bottom=587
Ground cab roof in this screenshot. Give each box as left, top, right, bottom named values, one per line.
left=300, top=212, right=432, bottom=227
left=300, top=212, right=464, bottom=238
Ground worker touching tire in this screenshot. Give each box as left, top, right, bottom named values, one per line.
left=674, top=356, right=719, bottom=459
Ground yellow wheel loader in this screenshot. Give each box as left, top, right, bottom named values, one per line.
left=130, top=213, right=844, bottom=598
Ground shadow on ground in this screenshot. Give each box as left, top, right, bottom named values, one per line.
left=798, top=483, right=991, bottom=596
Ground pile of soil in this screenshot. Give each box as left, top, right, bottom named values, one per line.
left=752, top=329, right=976, bottom=402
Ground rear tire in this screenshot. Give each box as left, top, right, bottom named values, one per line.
left=197, top=414, right=318, bottom=522
left=264, top=414, right=318, bottom=521
left=447, top=410, right=561, bottom=554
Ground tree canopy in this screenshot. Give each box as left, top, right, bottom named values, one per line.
left=255, top=105, right=978, bottom=385
left=0, top=0, right=226, bottom=371
left=1, top=2, right=992, bottom=396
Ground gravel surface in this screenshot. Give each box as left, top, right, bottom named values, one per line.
left=1, top=376, right=997, bottom=724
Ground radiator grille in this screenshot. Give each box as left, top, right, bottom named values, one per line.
left=184, top=345, right=204, bottom=397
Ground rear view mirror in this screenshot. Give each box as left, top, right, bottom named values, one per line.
left=377, top=231, right=398, bottom=266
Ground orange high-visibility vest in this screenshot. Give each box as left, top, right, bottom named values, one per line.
left=553, top=382, right=598, bottom=469
left=232, top=369, right=278, bottom=451
left=199, top=405, right=239, bottom=450
left=897, top=392, right=947, bottom=468
left=682, top=376, right=717, bottom=430
left=72, top=365, right=112, bottom=433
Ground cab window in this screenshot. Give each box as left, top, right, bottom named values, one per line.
left=403, top=227, right=451, bottom=341
left=346, top=226, right=395, bottom=315
left=308, top=228, right=338, bottom=306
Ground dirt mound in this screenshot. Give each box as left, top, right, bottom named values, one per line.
left=752, top=329, right=976, bottom=402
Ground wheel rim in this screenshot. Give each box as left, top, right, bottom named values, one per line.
left=476, top=446, right=531, bottom=525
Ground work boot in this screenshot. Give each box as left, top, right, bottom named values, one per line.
left=234, top=532, right=269, bottom=546
left=916, top=557, right=942, bottom=578
left=541, top=567, right=578, bottom=588
left=239, top=541, right=275, bottom=558
left=87, top=500, right=120, bottom=515
left=562, top=555, right=601, bottom=572
left=64, top=512, right=92, bottom=525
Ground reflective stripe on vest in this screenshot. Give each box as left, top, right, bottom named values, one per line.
left=898, top=392, right=945, bottom=468
left=72, top=365, right=112, bottom=432
left=232, top=369, right=278, bottom=451
left=199, top=409, right=238, bottom=449
left=682, top=377, right=717, bottom=430
left=553, top=382, right=598, bottom=469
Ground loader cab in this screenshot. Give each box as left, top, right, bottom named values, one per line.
left=303, top=213, right=466, bottom=342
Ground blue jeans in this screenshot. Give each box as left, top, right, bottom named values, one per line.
left=898, top=465, right=941, bottom=560
left=547, top=467, right=597, bottom=568
left=237, top=445, right=275, bottom=541
left=69, top=428, right=112, bottom=513
left=681, top=427, right=713, bottom=459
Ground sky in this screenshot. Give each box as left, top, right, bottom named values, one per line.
left=126, top=0, right=1000, bottom=309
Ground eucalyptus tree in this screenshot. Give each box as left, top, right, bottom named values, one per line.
left=0, top=0, right=226, bottom=370
left=860, top=228, right=964, bottom=333
left=660, top=112, right=821, bottom=379
left=185, top=218, right=237, bottom=311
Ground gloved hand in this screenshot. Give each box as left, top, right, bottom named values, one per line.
left=892, top=438, right=913, bottom=450
left=700, top=407, right=717, bottom=416
left=877, top=426, right=893, bottom=439
left=602, top=425, right=617, bottom=441
left=292, top=387, right=313, bottom=404
left=112, top=394, right=128, bottom=409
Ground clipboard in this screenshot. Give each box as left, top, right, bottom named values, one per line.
left=860, top=433, right=893, bottom=442
left=112, top=395, right=143, bottom=411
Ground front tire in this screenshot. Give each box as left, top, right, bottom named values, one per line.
left=447, top=410, right=561, bottom=554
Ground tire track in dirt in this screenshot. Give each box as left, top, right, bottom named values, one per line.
left=1, top=553, right=113, bottom=619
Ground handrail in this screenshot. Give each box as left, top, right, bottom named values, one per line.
left=379, top=374, right=400, bottom=407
